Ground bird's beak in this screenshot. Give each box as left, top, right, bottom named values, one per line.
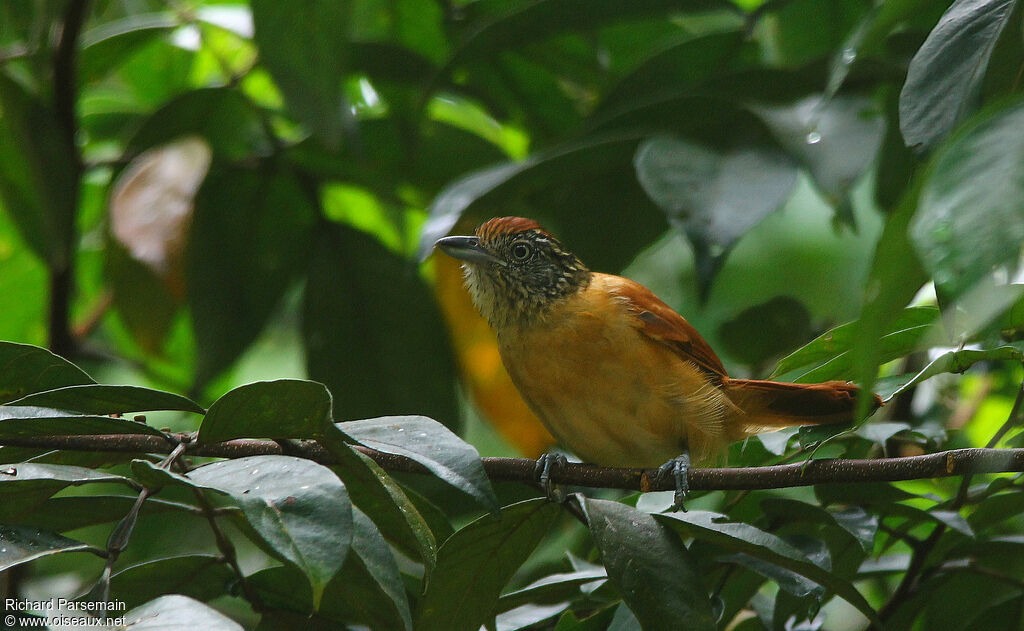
left=435, top=235, right=505, bottom=266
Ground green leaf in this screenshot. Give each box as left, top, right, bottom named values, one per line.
left=656, top=510, right=881, bottom=627
left=121, top=595, right=244, bottom=630
left=0, top=73, right=78, bottom=265
left=251, top=0, right=349, bottom=147
left=910, top=98, right=1024, bottom=297
left=754, top=95, right=884, bottom=224
left=417, top=132, right=645, bottom=260
left=7, top=495, right=195, bottom=533
left=0, top=463, right=134, bottom=509
left=770, top=306, right=938, bottom=381
left=198, top=379, right=332, bottom=444
left=340, top=416, right=498, bottom=511
left=887, top=342, right=1024, bottom=400
left=717, top=297, right=814, bottom=367
left=761, top=499, right=878, bottom=552
left=79, top=12, right=180, bottom=84
left=415, top=498, right=561, bottom=631
left=304, top=225, right=458, bottom=426
left=498, top=568, right=608, bottom=613
left=583, top=498, right=715, bottom=631
left=189, top=167, right=315, bottom=385
left=147, top=455, right=352, bottom=608
left=8, top=384, right=203, bottom=415
left=815, top=481, right=921, bottom=506
left=720, top=552, right=823, bottom=598
left=0, top=406, right=167, bottom=437
left=126, top=88, right=272, bottom=161
left=110, top=554, right=235, bottom=609
left=885, top=504, right=975, bottom=537
left=634, top=136, right=797, bottom=295
left=0, top=524, right=96, bottom=572
left=319, top=427, right=438, bottom=566
left=0, top=341, right=94, bottom=404
left=899, top=0, right=1018, bottom=152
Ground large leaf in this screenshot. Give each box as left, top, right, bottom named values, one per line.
left=635, top=135, right=798, bottom=295
left=8, top=384, right=203, bottom=415
left=141, top=455, right=352, bottom=608
left=8, top=495, right=194, bottom=533
left=189, top=167, right=315, bottom=385
left=886, top=341, right=1024, bottom=399
left=0, top=73, right=77, bottom=265
left=754, top=95, right=884, bottom=224
left=0, top=406, right=167, bottom=437
left=910, top=98, right=1024, bottom=298
left=415, top=498, right=561, bottom=631
left=657, top=511, right=881, bottom=627
left=583, top=499, right=715, bottom=631
left=79, top=12, right=180, bottom=84
left=340, top=416, right=497, bottom=511
left=109, top=554, right=236, bottom=609
left=251, top=0, right=349, bottom=147
left=900, top=0, right=1019, bottom=152
left=198, top=379, right=332, bottom=444
left=416, top=132, right=645, bottom=260
left=0, top=524, right=96, bottom=572
left=498, top=567, right=608, bottom=613
left=0, top=341, right=93, bottom=404
left=120, top=595, right=244, bottom=630
left=303, top=224, right=458, bottom=427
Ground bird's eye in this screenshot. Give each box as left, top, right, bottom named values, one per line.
left=511, top=241, right=532, bottom=262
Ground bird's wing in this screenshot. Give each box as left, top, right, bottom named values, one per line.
left=601, top=274, right=728, bottom=379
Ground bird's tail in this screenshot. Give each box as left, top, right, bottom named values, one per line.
left=721, top=378, right=880, bottom=435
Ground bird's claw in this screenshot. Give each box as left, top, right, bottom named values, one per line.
left=657, top=452, right=691, bottom=512
left=534, top=452, right=569, bottom=503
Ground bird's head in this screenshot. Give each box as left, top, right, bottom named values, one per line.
left=435, top=217, right=591, bottom=329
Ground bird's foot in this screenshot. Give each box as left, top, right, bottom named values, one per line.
left=657, top=452, right=691, bottom=512
left=534, top=452, right=569, bottom=503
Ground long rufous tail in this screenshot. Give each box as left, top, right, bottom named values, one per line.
left=722, top=378, right=881, bottom=434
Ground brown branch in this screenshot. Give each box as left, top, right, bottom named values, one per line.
left=4, top=432, right=1024, bottom=491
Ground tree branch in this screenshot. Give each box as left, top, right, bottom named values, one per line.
left=3, top=432, right=1024, bottom=491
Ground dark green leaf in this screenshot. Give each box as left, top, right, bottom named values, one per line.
left=754, top=95, right=884, bottom=224
left=251, top=0, right=349, bottom=147
left=657, top=510, right=881, bottom=626
left=910, top=98, right=1024, bottom=297
left=417, top=132, right=645, bottom=260
left=498, top=567, right=608, bottom=613
left=320, top=427, right=438, bottom=565
left=198, top=379, right=332, bottom=444
left=899, top=0, right=1018, bottom=151
left=885, top=503, right=975, bottom=536
left=126, top=88, right=271, bottom=161
left=717, top=297, right=813, bottom=367
left=0, top=74, right=77, bottom=264
left=340, top=416, right=498, bottom=511
left=415, top=498, right=561, bottom=631
left=110, top=554, right=235, bottom=609
left=584, top=498, right=715, bottom=631
left=0, top=406, right=167, bottom=437
left=760, top=499, right=878, bottom=552
left=635, top=136, right=797, bottom=294
left=8, top=495, right=195, bottom=533
left=495, top=603, right=572, bottom=630
left=0, top=341, right=93, bottom=404
left=189, top=167, right=315, bottom=385
left=151, top=455, right=352, bottom=608
left=720, top=552, right=823, bottom=598
left=304, top=225, right=458, bottom=426
left=8, top=384, right=203, bottom=415
left=815, top=481, right=921, bottom=505
left=121, top=595, right=244, bottom=630
left=0, top=524, right=95, bottom=571
left=0, top=463, right=134, bottom=507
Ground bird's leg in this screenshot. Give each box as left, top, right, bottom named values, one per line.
left=657, top=450, right=691, bottom=512
left=534, top=452, right=568, bottom=503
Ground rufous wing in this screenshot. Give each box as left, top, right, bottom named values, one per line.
left=602, top=274, right=727, bottom=379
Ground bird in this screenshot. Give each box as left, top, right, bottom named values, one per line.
left=435, top=216, right=879, bottom=506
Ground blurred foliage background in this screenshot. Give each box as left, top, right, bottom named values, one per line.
left=4, top=0, right=1024, bottom=628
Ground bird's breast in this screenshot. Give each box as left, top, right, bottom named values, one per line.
left=495, top=287, right=727, bottom=467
